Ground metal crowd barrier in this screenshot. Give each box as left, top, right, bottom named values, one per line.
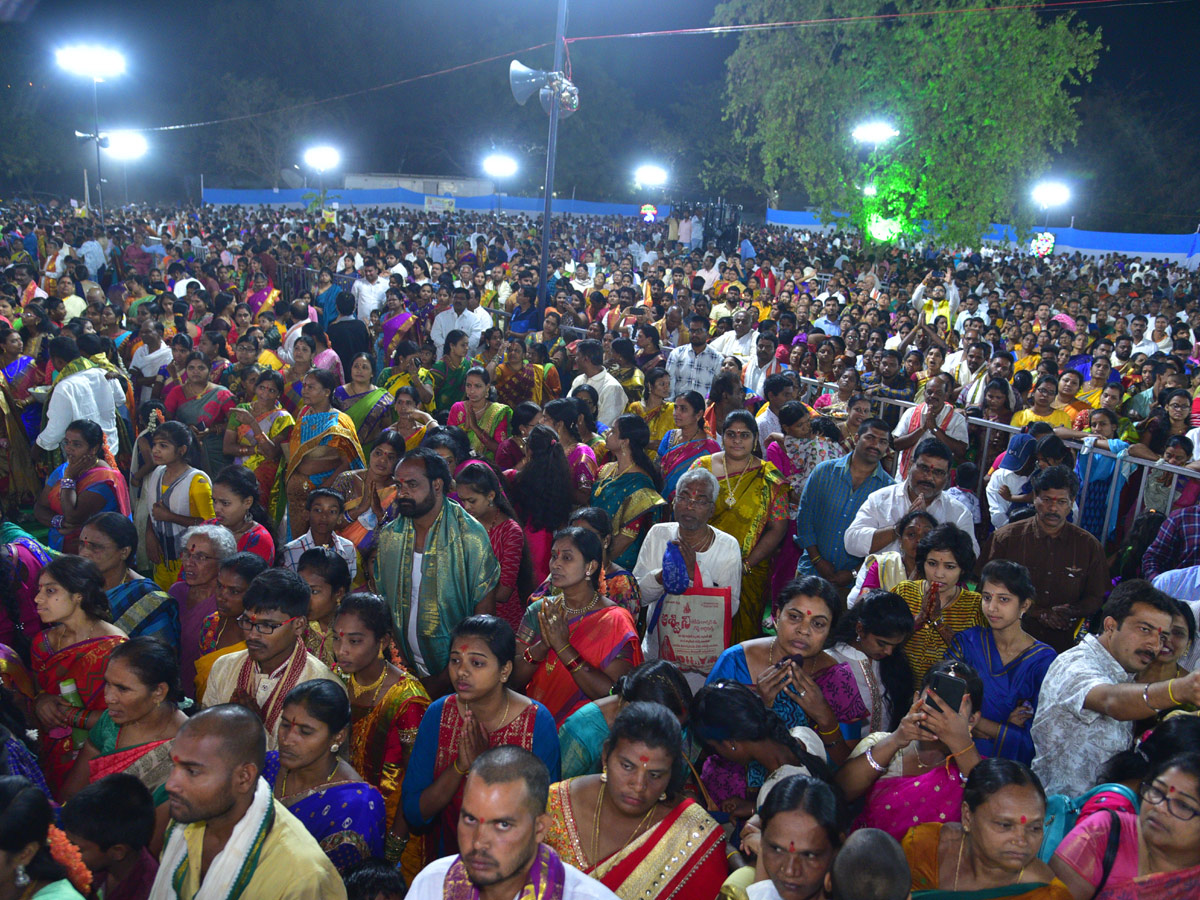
left=795, top=374, right=1200, bottom=542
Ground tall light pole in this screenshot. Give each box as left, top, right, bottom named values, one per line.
left=304, top=145, right=341, bottom=196
left=1032, top=180, right=1070, bottom=229
left=539, top=0, right=569, bottom=316
left=57, top=45, right=126, bottom=226
left=103, top=130, right=148, bottom=206
left=634, top=164, right=668, bottom=190
left=851, top=121, right=899, bottom=148
left=483, top=153, right=518, bottom=214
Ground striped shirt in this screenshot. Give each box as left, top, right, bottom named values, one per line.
left=896, top=580, right=984, bottom=684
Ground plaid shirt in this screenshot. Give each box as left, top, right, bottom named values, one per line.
left=666, top=343, right=724, bottom=398
left=1144, top=506, right=1200, bottom=580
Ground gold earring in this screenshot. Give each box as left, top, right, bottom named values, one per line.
left=600, top=768, right=607, bottom=783
left=330, top=743, right=340, bottom=754
left=659, top=792, right=667, bottom=802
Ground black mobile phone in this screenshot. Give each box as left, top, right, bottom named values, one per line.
left=776, top=653, right=807, bottom=669
left=925, top=672, right=967, bottom=714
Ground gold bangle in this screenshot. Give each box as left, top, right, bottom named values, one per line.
left=817, top=723, right=841, bottom=736
left=1167, top=679, right=1180, bottom=706
left=453, top=757, right=468, bottom=775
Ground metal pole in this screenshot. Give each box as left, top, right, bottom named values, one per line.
left=536, top=0, right=569, bottom=322
left=92, top=78, right=105, bottom=226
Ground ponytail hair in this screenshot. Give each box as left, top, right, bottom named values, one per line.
left=212, top=464, right=277, bottom=548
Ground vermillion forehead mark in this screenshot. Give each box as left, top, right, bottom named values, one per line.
left=1170, top=785, right=1177, bottom=793
left=788, top=841, right=796, bottom=853
left=1020, top=815, right=1027, bottom=824
left=638, top=755, right=650, bottom=763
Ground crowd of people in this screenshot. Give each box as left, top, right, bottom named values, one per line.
left=0, top=199, right=1197, bottom=900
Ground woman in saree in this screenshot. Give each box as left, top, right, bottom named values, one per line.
left=309, top=327, right=345, bottom=383
left=689, top=409, right=788, bottom=643
left=171, top=524, right=237, bottom=695
left=544, top=398, right=599, bottom=506
left=513, top=527, right=643, bottom=726
left=376, top=289, right=417, bottom=373
left=589, top=415, right=665, bottom=571
left=494, top=335, right=547, bottom=409
left=473, top=327, right=504, bottom=369
left=708, top=577, right=867, bottom=775
left=906, top=758, right=1071, bottom=900
left=60, top=637, right=187, bottom=809
left=496, top=401, right=542, bottom=471
left=946, top=561, right=1055, bottom=766
left=456, top=463, right=529, bottom=631
left=263, top=679, right=386, bottom=873
left=764, top=403, right=845, bottom=601
left=0, top=523, right=50, bottom=655
left=402, top=615, right=559, bottom=865
left=78, top=513, right=179, bottom=650
left=0, top=327, right=43, bottom=443
left=34, top=420, right=131, bottom=555
left=658, top=391, right=721, bottom=501
left=1051, top=753, right=1200, bottom=900
left=633, top=323, right=666, bottom=375
left=193, top=551, right=265, bottom=700
left=224, top=369, right=293, bottom=511
left=246, top=271, right=279, bottom=317
left=626, top=368, right=674, bottom=460
left=1053, top=370, right=1090, bottom=422
left=281, top=334, right=316, bottom=415
left=565, top=507, right=642, bottom=616
left=836, top=660, right=984, bottom=842
left=31, top=554, right=127, bottom=796
left=163, top=351, right=236, bottom=475
left=209, top=465, right=277, bottom=564
left=570, top=385, right=609, bottom=464
left=143, top=422, right=213, bottom=590
left=333, top=431, right=405, bottom=556
left=279, top=368, right=365, bottom=540
left=971, top=380, right=1016, bottom=476
left=314, top=266, right=341, bottom=323
left=152, top=332, right=192, bottom=401
left=332, top=591, right=430, bottom=876
left=1076, top=356, right=1113, bottom=411
left=197, top=330, right=232, bottom=384
left=558, top=659, right=692, bottom=781
left=217, top=333, right=262, bottom=401
left=430, top=329, right=472, bottom=413
left=545, top=702, right=728, bottom=900
left=812, top=366, right=862, bottom=419
left=447, top=367, right=512, bottom=463
left=334, top=353, right=393, bottom=449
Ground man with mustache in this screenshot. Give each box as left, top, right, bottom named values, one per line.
left=372, top=448, right=500, bottom=697
left=979, top=465, right=1107, bottom=652
left=1031, top=580, right=1200, bottom=796
left=844, top=436, right=977, bottom=560
left=406, top=747, right=618, bottom=900
left=201, top=568, right=344, bottom=749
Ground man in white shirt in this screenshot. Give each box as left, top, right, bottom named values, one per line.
left=1128, top=315, right=1158, bottom=357
left=634, top=468, right=742, bottom=691
left=709, top=309, right=757, bottom=363
left=570, top=340, right=627, bottom=427
left=844, top=437, right=978, bottom=557
left=431, top=287, right=483, bottom=360
left=407, top=747, right=618, bottom=900
left=891, top=375, right=968, bottom=479
left=1031, top=581, right=1200, bottom=795
left=464, top=288, right=494, bottom=353
left=697, top=254, right=720, bottom=291
left=36, top=335, right=119, bottom=455
left=743, top=334, right=784, bottom=396
left=350, top=259, right=389, bottom=324
left=129, top=320, right=172, bottom=405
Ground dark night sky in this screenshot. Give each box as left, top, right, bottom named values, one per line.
left=11, top=0, right=1200, bottom=216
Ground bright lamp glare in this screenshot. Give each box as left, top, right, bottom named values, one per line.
left=104, top=131, right=148, bottom=161
left=1031, top=181, right=1070, bottom=209
left=862, top=184, right=878, bottom=197
left=852, top=121, right=899, bottom=144
left=483, top=154, right=518, bottom=179
left=867, top=214, right=903, bottom=243
left=304, top=146, right=341, bottom=172
left=55, top=45, right=126, bottom=81
left=634, top=164, right=668, bottom=188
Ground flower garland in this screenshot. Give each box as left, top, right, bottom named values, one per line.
left=48, top=825, right=92, bottom=895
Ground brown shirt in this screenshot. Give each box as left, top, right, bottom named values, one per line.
left=980, top=516, right=1108, bottom=652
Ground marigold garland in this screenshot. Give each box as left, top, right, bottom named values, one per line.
left=47, top=825, right=92, bottom=895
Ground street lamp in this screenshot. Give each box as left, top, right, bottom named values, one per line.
left=56, top=44, right=126, bottom=226
left=103, top=130, right=148, bottom=206
left=851, top=121, right=899, bottom=146
left=303, top=145, right=341, bottom=194
left=1032, top=180, right=1070, bottom=227
left=634, top=164, right=668, bottom=189
left=483, top=153, right=518, bottom=214
left=862, top=184, right=878, bottom=197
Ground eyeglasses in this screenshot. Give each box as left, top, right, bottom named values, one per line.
left=236, top=614, right=302, bottom=635
left=1141, top=782, right=1200, bottom=821
left=912, top=462, right=949, bottom=479
left=180, top=550, right=216, bottom=563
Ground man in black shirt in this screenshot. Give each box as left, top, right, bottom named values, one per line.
left=326, top=290, right=372, bottom=376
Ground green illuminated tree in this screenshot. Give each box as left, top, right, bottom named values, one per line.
left=713, top=0, right=1103, bottom=245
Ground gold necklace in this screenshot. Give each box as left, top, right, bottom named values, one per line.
left=350, top=664, right=388, bottom=701
left=591, top=782, right=658, bottom=865
left=680, top=526, right=715, bottom=554
left=281, top=757, right=339, bottom=798
left=769, top=637, right=778, bottom=666
left=953, top=830, right=966, bottom=890
left=563, top=591, right=601, bottom=616
left=723, top=458, right=754, bottom=507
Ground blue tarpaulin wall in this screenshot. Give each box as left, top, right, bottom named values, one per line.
left=201, top=187, right=669, bottom=219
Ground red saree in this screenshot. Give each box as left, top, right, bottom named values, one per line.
left=32, top=633, right=126, bottom=795
left=851, top=757, right=967, bottom=842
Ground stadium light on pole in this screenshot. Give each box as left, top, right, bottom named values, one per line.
left=56, top=44, right=126, bottom=226
left=103, top=130, right=148, bottom=206
left=634, top=164, right=668, bottom=189
left=483, top=153, right=518, bottom=214
left=851, top=121, right=899, bottom=147
left=304, top=145, right=341, bottom=194
left=1032, top=180, right=1070, bottom=227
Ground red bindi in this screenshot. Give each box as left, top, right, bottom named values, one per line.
left=1170, top=786, right=1177, bottom=793
left=457, top=645, right=470, bottom=652
left=1019, top=815, right=1027, bottom=824
left=805, top=610, right=813, bottom=617
left=638, top=755, right=649, bottom=763
left=788, top=841, right=796, bottom=853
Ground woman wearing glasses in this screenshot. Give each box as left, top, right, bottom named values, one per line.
left=1051, top=753, right=1200, bottom=899
left=167, top=524, right=236, bottom=697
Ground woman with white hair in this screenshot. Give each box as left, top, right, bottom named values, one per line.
left=167, top=522, right=237, bottom=695
left=632, top=467, right=743, bottom=690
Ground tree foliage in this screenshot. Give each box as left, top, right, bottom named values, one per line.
left=713, top=0, right=1103, bottom=245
